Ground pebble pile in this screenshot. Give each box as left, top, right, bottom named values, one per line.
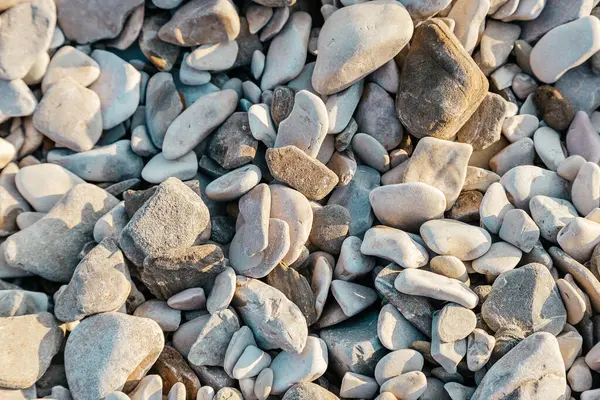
left=3, top=0, right=600, bottom=399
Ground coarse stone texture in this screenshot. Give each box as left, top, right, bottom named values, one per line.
left=4, top=184, right=118, bottom=282
left=266, top=263, right=316, bottom=325
left=188, top=309, right=240, bottom=367
left=119, top=178, right=210, bottom=268
left=308, top=204, right=350, bottom=255
left=457, top=93, right=507, bottom=150
left=402, top=137, right=472, bottom=210
left=397, top=19, right=488, bottom=140
left=232, top=276, right=308, bottom=353
left=312, top=1, right=413, bottom=95
left=471, top=332, right=566, bottom=400
left=281, top=383, right=339, bottom=400
left=482, top=263, right=567, bottom=336
left=64, top=313, right=164, bottom=399
left=532, top=85, right=575, bottom=131
left=140, top=13, right=181, bottom=72
left=208, top=112, right=257, bottom=169
left=158, top=0, right=240, bottom=46
left=0, top=312, right=63, bottom=389
left=266, top=146, right=338, bottom=200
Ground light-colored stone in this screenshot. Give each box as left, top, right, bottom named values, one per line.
left=557, top=217, right=600, bottom=263
left=142, top=152, right=198, bottom=184
left=500, top=165, right=570, bottom=211
left=448, top=0, right=490, bottom=54
left=377, top=303, right=426, bottom=351
left=361, top=225, right=428, bottom=268
left=42, top=46, right=100, bottom=92
left=420, top=219, right=492, bottom=261
left=533, top=126, right=565, bottom=171
left=467, top=328, right=494, bottom=372
left=572, top=161, right=600, bottom=216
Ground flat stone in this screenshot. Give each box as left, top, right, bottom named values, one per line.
left=326, top=81, right=363, bottom=134
left=270, top=184, right=313, bottom=264
left=472, top=332, right=566, bottom=400
left=179, top=53, right=211, bottom=85
left=270, top=86, right=294, bottom=127
left=248, top=103, right=276, bottom=147
left=133, top=299, right=181, bottom=332
left=555, top=63, right=600, bottom=114
left=141, top=152, right=198, bottom=184
left=532, top=85, right=575, bottom=131
left=402, top=137, right=472, bottom=210
left=64, top=313, right=164, bottom=399
left=397, top=19, right=487, bottom=140
left=5, top=184, right=117, bottom=282
left=205, top=164, right=262, bottom=201
left=374, top=349, right=424, bottom=385
left=448, top=0, right=489, bottom=54
left=420, top=219, right=491, bottom=261
left=522, top=0, right=592, bottom=42
left=188, top=309, right=240, bottom=367
left=141, top=245, right=225, bottom=300
left=0, top=289, right=47, bottom=317
left=34, top=78, right=102, bottom=152
left=42, top=45, right=100, bottom=92
left=163, top=89, right=238, bottom=160
left=145, top=72, right=183, bottom=149
left=534, top=126, right=565, bottom=171
left=0, top=312, right=63, bottom=389
left=281, top=383, right=338, bottom=400
left=430, top=256, right=469, bottom=282
left=330, top=280, right=377, bottom=318
left=261, top=12, right=311, bottom=91
left=457, top=93, right=506, bottom=150
left=558, top=279, right=586, bottom=325
left=572, top=161, right=600, bottom=217
left=530, top=195, right=578, bottom=243
left=437, top=303, right=477, bottom=342
left=500, top=165, right=570, bottom=211
left=502, top=115, right=539, bottom=142
left=377, top=303, right=426, bottom=351
left=259, top=5, right=289, bottom=42
left=158, top=0, right=240, bottom=46
left=247, top=4, right=272, bottom=34
left=0, top=0, right=56, bottom=81
left=0, top=80, right=36, bottom=124
left=355, top=82, right=404, bottom=150
left=369, top=183, right=445, bottom=232
left=489, top=137, right=535, bottom=177
left=482, top=263, right=566, bottom=336
left=187, top=41, right=238, bottom=71
left=531, top=16, right=600, bottom=84
left=275, top=90, right=328, bottom=157
left=119, top=178, right=210, bottom=268
left=361, top=225, right=428, bottom=268
left=475, top=21, right=521, bottom=75
left=205, top=267, right=235, bottom=314
left=172, top=314, right=211, bottom=358
left=395, top=268, right=479, bottom=309
left=232, top=276, right=308, bottom=352
left=167, top=288, right=206, bottom=311
left=312, top=1, right=413, bottom=95
left=48, top=140, right=143, bottom=182
left=89, top=50, right=140, bottom=130
left=431, top=311, right=466, bottom=374
left=467, top=328, right=495, bottom=372
left=53, top=238, right=130, bottom=322
left=380, top=371, right=427, bottom=399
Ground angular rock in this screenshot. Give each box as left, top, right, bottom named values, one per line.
left=499, top=209, right=540, bottom=253
left=457, top=92, right=507, bottom=150
left=397, top=19, right=488, bottom=140
left=140, top=13, right=181, bottom=72
left=467, top=328, right=495, bottom=372
left=208, top=112, right=257, bottom=169
left=188, top=309, right=240, bottom=367
left=530, top=195, right=578, bottom=243
left=266, top=263, right=316, bottom=324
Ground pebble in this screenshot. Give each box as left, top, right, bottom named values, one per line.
left=397, top=19, right=487, bottom=140
left=41, top=45, right=100, bottom=92
left=261, top=12, right=311, bottom=91
left=187, top=41, right=239, bottom=71
left=374, top=349, right=424, bottom=385
left=471, top=333, right=565, bottom=399
left=430, top=256, right=469, bottom=282
left=557, top=279, right=586, bottom=325
left=333, top=236, right=374, bottom=281
left=64, top=313, right=163, bottom=400
left=395, top=268, right=479, bottom=309
left=502, top=115, right=539, bottom=142
left=557, top=217, right=600, bottom=263
left=0, top=163, right=30, bottom=235
left=281, top=383, right=338, bottom=400
left=274, top=90, right=328, bottom=157
left=158, top=0, right=240, bottom=46
left=0, top=312, right=63, bottom=389
left=377, top=303, right=426, bottom=351
left=145, top=72, right=183, bottom=149
left=206, top=267, right=235, bottom=314
left=5, top=184, right=117, bottom=282
left=457, top=93, right=506, bottom=150
left=572, top=162, right=600, bottom=216
left=34, top=77, right=102, bottom=152
left=420, top=219, right=492, bottom=261
left=531, top=16, right=600, bottom=83
left=355, top=82, right=404, bottom=150
left=555, top=63, right=600, bottom=114
left=134, top=299, right=181, bottom=332
left=188, top=309, right=240, bottom=367
left=223, top=326, right=257, bottom=378
left=340, top=372, right=378, bottom=399
left=162, top=89, right=238, bottom=160
left=141, top=152, right=198, bottom=184
left=106, top=5, right=144, bottom=51
left=308, top=204, right=349, bottom=254
left=208, top=112, right=257, bottom=169
left=475, top=21, right=521, bottom=75
left=498, top=208, right=540, bottom=252
left=206, top=164, right=262, bottom=201
left=567, top=111, right=600, bottom=164
left=533, top=126, right=565, bottom=171
left=247, top=5, right=272, bottom=34
left=128, top=375, right=162, bottom=400
left=269, top=336, right=328, bottom=395
left=259, top=6, right=289, bottom=42
left=254, top=368, right=273, bottom=400
left=232, top=345, right=271, bottom=379
left=48, top=140, right=144, bottom=182
left=436, top=303, right=477, bottom=343
left=0, top=80, right=36, bottom=124
left=248, top=103, right=276, bottom=147
left=521, top=0, right=592, bottom=42
left=490, top=137, right=535, bottom=176
left=379, top=371, right=428, bottom=400
left=467, top=328, right=495, bottom=371
left=167, top=288, right=206, bottom=311
left=533, top=85, right=575, bottom=131
left=361, top=225, right=429, bottom=269
left=448, top=0, right=489, bottom=54
left=500, top=165, right=570, bottom=211
left=331, top=280, right=378, bottom=317
left=15, top=164, right=84, bottom=212
left=530, top=195, right=578, bottom=243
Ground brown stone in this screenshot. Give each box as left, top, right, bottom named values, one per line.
left=533, top=86, right=575, bottom=131
left=309, top=204, right=351, bottom=254
left=266, top=146, right=339, bottom=200
left=270, top=86, right=295, bottom=127
left=396, top=19, right=488, bottom=140
left=139, top=13, right=180, bottom=72
left=265, top=263, right=317, bottom=325
left=457, top=93, right=507, bottom=150
left=141, top=244, right=226, bottom=299
left=446, top=191, right=483, bottom=222
left=208, top=112, right=257, bottom=169
left=152, top=345, right=200, bottom=400
left=158, top=0, right=240, bottom=46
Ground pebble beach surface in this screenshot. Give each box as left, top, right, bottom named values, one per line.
left=2, top=0, right=600, bottom=399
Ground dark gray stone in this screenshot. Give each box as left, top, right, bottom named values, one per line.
left=208, top=112, right=257, bottom=169
left=355, top=82, right=403, bottom=150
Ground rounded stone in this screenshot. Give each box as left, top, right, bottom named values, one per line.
left=420, top=219, right=492, bottom=261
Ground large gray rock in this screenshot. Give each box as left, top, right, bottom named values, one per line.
left=312, top=1, right=413, bottom=95
left=471, top=332, right=566, bottom=400
left=320, top=311, right=387, bottom=377
left=53, top=238, right=131, bottom=322
left=482, top=263, right=567, bottom=336
left=232, top=276, right=308, bottom=353
left=4, top=184, right=118, bottom=282
left=396, top=19, right=488, bottom=140
left=55, top=0, right=143, bottom=44
left=119, top=178, right=210, bottom=268
left=282, top=383, right=339, bottom=400
left=0, top=0, right=56, bottom=80
left=47, top=140, right=144, bottom=182
left=0, top=312, right=63, bottom=389
left=65, top=313, right=164, bottom=399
